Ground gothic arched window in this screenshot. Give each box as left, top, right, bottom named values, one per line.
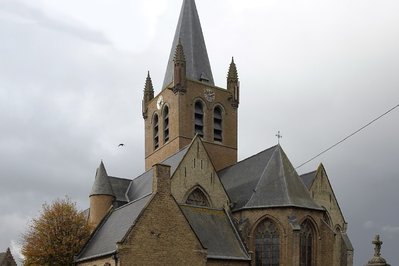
left=213, top=106, right=223, bottom=142
left=163, top=106, right=169, bottom=143
left=255, top=219, right=280, bottom=266
left=153, top=114, right=159, bottom=150
left=300, top=220, right=314, bottom=266
left=186, top=188, right=209, bottom=207
left=194, top=101, right=204, bottom=138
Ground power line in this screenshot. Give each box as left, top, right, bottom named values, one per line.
left=296, top=103, right=399, bottom=169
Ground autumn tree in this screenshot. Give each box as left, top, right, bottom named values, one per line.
left=21, top=197, right=91, bottom=266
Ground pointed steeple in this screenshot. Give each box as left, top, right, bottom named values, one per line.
left=163, top=0, right=214, bottom=89
left=90, top=161, right=114, bottom=197
left=227, top=57, right=239, bottom=108
left=142, top=71, right=154, bottom=119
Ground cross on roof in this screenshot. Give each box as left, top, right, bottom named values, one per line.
left=372, top=234, right=383, bottom=257
left=276, top=131, right=282, bottom=144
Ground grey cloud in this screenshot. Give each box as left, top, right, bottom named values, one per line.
left=0, top=0, right=111, bottom=44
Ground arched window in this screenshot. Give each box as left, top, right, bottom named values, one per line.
left=300, top=220, right=314, bottom=266
left=186, top=188, right=209, bottom=207
left=194, top=101, right=204, bottom=137
left=163, top=106, right=169, bottom=143
left=255, top=219, right=280, bottom=266
left=213, top=106, right=223, bottom=142
left=322, top=209, right=331, bottom=226
left=153, top=114, right=159, bottom=150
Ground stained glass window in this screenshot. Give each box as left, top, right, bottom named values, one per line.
left=255, top=219, right=280, bottom=266
left=300, top=220, right=314, bottom=266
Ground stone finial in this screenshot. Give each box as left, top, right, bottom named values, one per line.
left=365, top=235, right=390, bottom=266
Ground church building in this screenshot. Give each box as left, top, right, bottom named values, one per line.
left=75, top=0, right=353, bottom=265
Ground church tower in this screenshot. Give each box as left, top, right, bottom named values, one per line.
left=142, top=0, right=239, bottom=171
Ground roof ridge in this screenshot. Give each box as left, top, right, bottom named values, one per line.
left=219, top=145, right=278, bottom=172
left=278, top=146, right=291, bottom=205
left=245, top=145, right=279, bottom=207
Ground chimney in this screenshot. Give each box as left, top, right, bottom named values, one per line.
left=152, top=164, right=171, bottom=195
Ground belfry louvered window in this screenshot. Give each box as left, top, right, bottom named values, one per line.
left=163, top=106, right=169, bottom=143
left=153, top=114, right=159, bottom=150
left=300, top=220, right=314, bottom=266
left=255, top=219, right=280, bottom=266
left=194, top=101, right=204, bottom=137
left=213, top=106, right=223, bottom=142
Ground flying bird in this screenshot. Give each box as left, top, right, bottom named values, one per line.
left=118, top=143, right=125, bottom=147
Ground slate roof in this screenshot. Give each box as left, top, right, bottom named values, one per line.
left=342, top=233, right=354, bottom=251
left=126, top=146, right=189, bottom=202
left=162, top=0, right=214, bottom=89
left=218, top=145, right=322, bottom=211
left=76, top=195, right=152, bottom=262
left=108, top=176, right=131, bottom=202
left=300, top=170, right=317, bottom=189
left=90, top=161, right=114, bottom=197
left=180, top=205, right=250, bottom=260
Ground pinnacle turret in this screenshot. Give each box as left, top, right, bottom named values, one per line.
left=173, top=40, right=187, bottom=93
left=227, top=57, right=239, bottom=108
left=142, top=71, right=154, bottom=119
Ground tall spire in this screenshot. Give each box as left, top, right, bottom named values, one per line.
left=163, top=0, right=214, bottom=89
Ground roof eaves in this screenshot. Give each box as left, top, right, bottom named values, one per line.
left=232, top=204, right=324, bottom=213
left=207, top=255, right=251, bottom=261
left=75, top=251, right=116, bottom=263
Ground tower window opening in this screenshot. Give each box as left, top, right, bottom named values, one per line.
left=194, top=101, right=204, bottom=137
left=163, top=106, right=169, bottom=143
left=153, top=114, right=159, bottom=150
left=213, top=106, right=223, bottom=142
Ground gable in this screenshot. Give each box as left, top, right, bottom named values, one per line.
left=171, top=136, right=230, bottom=209
left=307, top=164, right=346, bottom=229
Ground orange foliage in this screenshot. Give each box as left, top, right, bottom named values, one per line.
left=22, top=198, right=91, bottom=266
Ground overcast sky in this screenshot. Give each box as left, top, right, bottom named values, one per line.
left=1, top=0, right=398, bottom=265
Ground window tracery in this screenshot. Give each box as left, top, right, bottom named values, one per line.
left=255, top=219, right=280, bottom=266
left=300, top=220, right=314, bottom=266
left=186, top=188, right=209, bottom=207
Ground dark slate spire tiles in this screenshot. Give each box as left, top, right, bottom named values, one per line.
left=163, top=0, right=214, bottom=89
